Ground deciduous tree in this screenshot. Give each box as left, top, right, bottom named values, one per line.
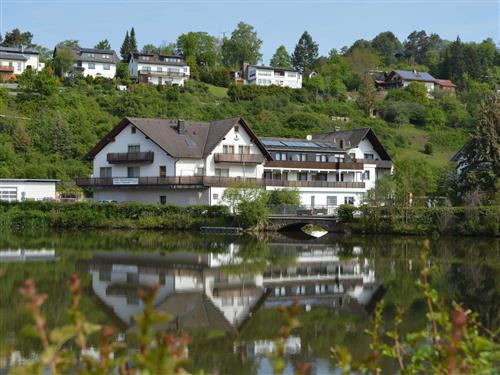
left=270, top=45, right=292, bottom=68
left=221, top=22, right=262, bottom=68
left=0, top=28, right=34, bottom=47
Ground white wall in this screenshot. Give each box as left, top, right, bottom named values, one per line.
left=247, top=67, right=302, bottom=89
left=94, top=189, right=209, bottom=205
left=92, top=123, right=176, bottom=178
left=77, top=61, right=116, bottom=79
left=128, top=56, right=190, bottom=86
left=0, top=180, right=57, bottom=201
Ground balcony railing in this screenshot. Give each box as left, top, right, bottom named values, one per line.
left=214, top=153, right=264, bottom=164
left=138, top=70, right=187, bottom=78
left=354, top=159, right=393, bottom=169
left=76, top=176, right=365, bottom=189
left=265, top=160, right=364, bottom=170
left=106, top=152, right=154, bottom=164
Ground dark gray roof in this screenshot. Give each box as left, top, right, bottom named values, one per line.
left=85, top=117, right=272, bottom=160
left=0, top=52, right=28, bottom=61
left=391, top=70, right=435, bottom=82
left=250, top=65, right=299, bottom=73
left=0, top=46, right=39, bottom=55
left=54, top=46, right=119, bottom=64
left=130, top=52, right=187, bottom=67
left=313, top=128, right=392, bottom=160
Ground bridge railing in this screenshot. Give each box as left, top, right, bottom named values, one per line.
left=268, top=204, right=338, bottom=217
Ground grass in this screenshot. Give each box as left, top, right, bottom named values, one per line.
left=206, top=84, right=228, bottom=99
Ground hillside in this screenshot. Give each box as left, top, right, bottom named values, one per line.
left=0, top=78, right=470, bottom=189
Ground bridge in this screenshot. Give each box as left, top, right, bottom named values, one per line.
left=267, top=215, right=342, bottom=232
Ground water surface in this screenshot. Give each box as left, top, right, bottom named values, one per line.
left=0, top=231, right=498, bottom=374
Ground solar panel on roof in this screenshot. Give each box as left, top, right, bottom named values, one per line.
left=282, top=141, right=319, bottom=148
left=261, top=140, right=284, bottom=146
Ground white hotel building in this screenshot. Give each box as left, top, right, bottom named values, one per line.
left=236, top=64, right=302, bottom=89
left=76, top=117, right=392, bottom=208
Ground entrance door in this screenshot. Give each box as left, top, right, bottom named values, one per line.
left=310, top=196, right=315, bottom=207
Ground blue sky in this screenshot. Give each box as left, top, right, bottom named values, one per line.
left=1, top=0, right=498, bottom=61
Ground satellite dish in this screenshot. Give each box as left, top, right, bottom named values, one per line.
left=306, top=134, right=312, bottom=141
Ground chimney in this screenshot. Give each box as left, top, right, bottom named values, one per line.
left=176, top=119, right=187, bottom=134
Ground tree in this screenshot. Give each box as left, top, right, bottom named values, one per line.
left=129, top=27, right=138, bottom=53
left=371, top=31, right=402, bottom=65
left=176, top=32, right=219, bottom=78
left=0, top=28, right=34, bottom=47
left=222, top=181, right=269, bottom=228
left=457, top=94, right=499, bottom=201
left=141, top=44, right=159, bottom=54
left=268, top=188, right=300, bottom=206
left=357, top=74, right=377, bottom=116
left=221, top=22, right=262, bottom=68
left=53, top=47, right=75, bottom=77
left=404, top=30, right=431, bottom=65
left=344, top=47, right=380, bottom=78
left=120, top=30, right=130, bottom=60
left=94, top=39, right=111, bottom=50
left=291, top=31, right=318, bottom=73
left=52, top=114, right=72, bottom=157
left=56, top=40, right=80, bottom=49
left=270, top=45, right=292, bottom=68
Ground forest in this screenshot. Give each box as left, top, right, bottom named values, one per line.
left=0, top=24, right=498, bottom=203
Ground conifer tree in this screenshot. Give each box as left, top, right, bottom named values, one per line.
left=129, top=27, right=138, bottom=53
left=120, top=30, right=130, bottom=60
left=291, top=31, right=318, bottom=73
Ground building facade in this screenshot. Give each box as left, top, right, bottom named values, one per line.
left=236, top=64, right=302, bottom=89
left=76, top=117, right=392, bottom=208
left=128, top=53, right=190, bottom=86
left=0, top=179, right=58, bottom=202
left=374, top=70, right=457, bottom=94
left=0, top=47, right=44, bottom=80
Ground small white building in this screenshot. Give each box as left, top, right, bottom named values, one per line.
left=237, top=64, right=302, bottom=89
left=0, top=46, right=44, bottom=80
left=0, top=179, right=58, bottom=202
left=128, top=53, right=190, bottom=86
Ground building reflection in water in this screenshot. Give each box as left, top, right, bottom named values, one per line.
left=76, top=240, right=383, bottom=335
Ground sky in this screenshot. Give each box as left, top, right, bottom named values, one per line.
left=1, top=0, right=498, bottom=62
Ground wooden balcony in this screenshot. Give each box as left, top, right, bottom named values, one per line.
left=214, top=153, right=264, bottom=164
left=265, top=160, right=364, bottom=170
left=106, top=152, right=154, bottom=164
left=76, top=176, right=365, bottom=189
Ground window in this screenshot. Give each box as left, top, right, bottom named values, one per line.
left=327, top=196, right=338, bottom=206
left=128, top=144, right=140, bottom=153
left=127, top=167, right=140, bottom=178
left=215, top=168, right=229, bottom=177
left=16, top=62, right=21, bottom=72
left=364, top=153, right=374, bottom=160
left=344, top=196, right=355, bottom=205
left=87, top=53, right=95, bottom=58
left=212, top=193, right=219, bottom=200
left=234, top=125, right=239, bottom=133
left=287, top=72, right=297, bottom=78
left=142, top=66, right=151, bottom=71
left=315, top=285, right=326, bottom=294
left=295, top=285, right=306, bottom=295
left=362, top=171, right=370, bottom=181
left=88, top=63, right=95, bottom=69
left=349, top=153, right=356, bottom=160
left=263, top=171, right=273, bottom=180
left=100, top=167, right=112, bottom=178
left=160, top=195, right=167, bottom=205
left=157, top=67, right=162, bottom=72
left=127, top=272, right=139, bottom=284
left=275, top=152, right=286, bottom=161
left=131, top=126, right=136, bottom=134
left=315, top=154, right=327, bottom=162
left=102, top=54, right=110, bottom=59
left=0, top=187, right=17, bottom=202
left=222, top=297, right=233, bottom=306
left=98, top=271, right=111, bottom=282
left=103, top=63, right=110, bottom=70
left=299, top=154, right=307, bottom=161
left=126, top=293, right=139, bottom=305
left=275, top=287, right=286, bottom=296
left=298, top=172, right=308, bottom=181
left=222, top=145, right=234, bottom=154
left=239, top=145, right=250, bottom=154
left=339, top=140, right=344, bottom=148
left=159, top=166, right=166, bottom=177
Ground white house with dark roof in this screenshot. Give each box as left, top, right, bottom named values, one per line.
left=76, top=117, right=393, bottom=209
left=0, top=46, right=44, bottom=80
left=375, top=70, right=457, bottom=94
left=128, top=52, right=190, bottom=86
left=53, top=47, right=119, bottom=79
left=237, top=64, right=302, bottom=89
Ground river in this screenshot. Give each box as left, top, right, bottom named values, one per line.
left=0, top=230, right=498, bottom=374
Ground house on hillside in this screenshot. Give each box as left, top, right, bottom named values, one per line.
left=374, top=70, right=456, bottom=94
left=76, top=117, right=393, bottom=209
left=234, top=63, right=302, bottom=89
left=53, top=46, right=119, bottom=79
left=0, top=46, right=44, bottom=80
left=128, top=52, right=190, bottom=86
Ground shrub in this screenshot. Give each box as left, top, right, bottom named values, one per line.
left=337, top=204, right=356, bottom=222
left=268, top=188, right=300, bottom=206
left=424, top=142, right=434, bottom=155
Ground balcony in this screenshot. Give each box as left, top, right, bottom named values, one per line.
left=214, top=153, right=264, bottom=164
left=265, top=160, right=364, bottom=170
left=138, top=69, right=188, bottom=78
left=106, top=152, right=154, bottom=164
left=76, top=176, right=365, bottom=189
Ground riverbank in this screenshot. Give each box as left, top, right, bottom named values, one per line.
left=0, top=202, right=498, bottom=236
left=0, top=201, right=233, bottom=231
left=345, top=205, right=499, bottom=237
